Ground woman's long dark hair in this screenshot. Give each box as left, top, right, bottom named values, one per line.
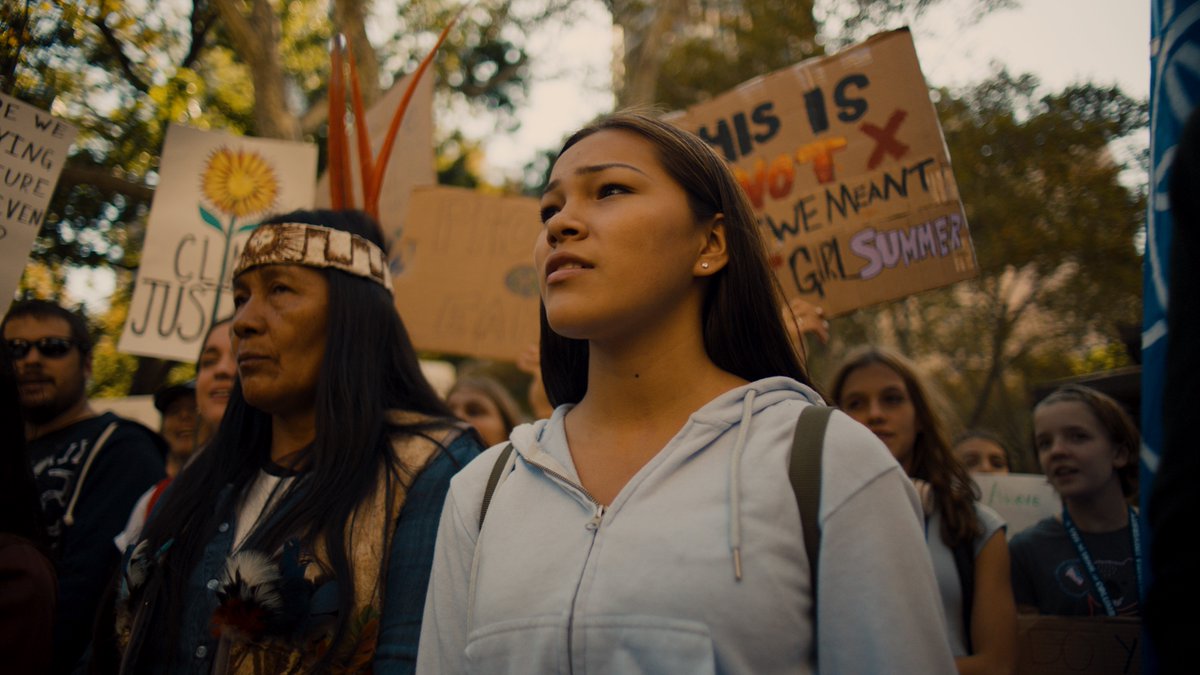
left=0, top=346, right=48, bottom=550
left=540, top=112, right=812, bottom=405
left=830, top=346, right=980, bottom=547
left=133, top=209, right=456, bottom=669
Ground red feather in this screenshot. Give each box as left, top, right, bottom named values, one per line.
left=367, top=9, right=463, bottom=209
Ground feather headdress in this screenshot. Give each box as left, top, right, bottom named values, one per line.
left=326, top=12, right=461, bottom=222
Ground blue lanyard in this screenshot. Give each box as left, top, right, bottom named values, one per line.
left=1061, top=506, right=1143, bottom=616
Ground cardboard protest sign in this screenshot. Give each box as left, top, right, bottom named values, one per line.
left=0, top=93, right=77, bottom=316
left=1017, top=616, right=1141, bottom=675
left=315, top=71, right=435, bottom=264
left=392, top=186, right=541, bottom=361
left=119, top=125, right=317, bottom=362
left=666, top=28, right=975, bottom=315
left=973, top=473, right=1062, bottom=539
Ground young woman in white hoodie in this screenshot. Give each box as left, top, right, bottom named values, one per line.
left=417, top=112, right=957, bottom=674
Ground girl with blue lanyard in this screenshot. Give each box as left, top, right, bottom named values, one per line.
left=1010, top=384, right=1144, bottom=617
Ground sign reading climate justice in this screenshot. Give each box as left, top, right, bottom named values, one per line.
left=0, top=93, right=77, bottom=316
left=119, top=125, right=317, bottom=362
left=668, top=28, right=976, bottom=316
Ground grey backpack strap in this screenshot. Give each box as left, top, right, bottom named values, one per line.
left=789, top=405, right=832, bottom=617
left=479, top=443, right=515, bottom=528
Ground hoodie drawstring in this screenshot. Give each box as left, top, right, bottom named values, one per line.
left=64, top=421, right=118, bottom=527
left=728, top=390, right=756, bottom=581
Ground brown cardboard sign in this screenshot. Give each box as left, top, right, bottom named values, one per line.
left=666, top=28, right=976, bottom=316
left=1017, top=616, right=1142, bottom=675
left=392, top=186, right=541, bottom=361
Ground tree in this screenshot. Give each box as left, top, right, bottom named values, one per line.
left=607, top=0, right=1012, bottom=109
left=7, top=0, right=566, bottom=394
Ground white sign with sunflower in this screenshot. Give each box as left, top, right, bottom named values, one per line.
left=119, top=124, right=317, bottom=362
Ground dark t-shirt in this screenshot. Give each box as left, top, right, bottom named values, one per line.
left=26, top=411, right=165, bottom=674
left=1009, top=516, right=1140, bottom=617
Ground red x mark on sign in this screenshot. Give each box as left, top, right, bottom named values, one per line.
left=861, top=109, right=909, bottom=169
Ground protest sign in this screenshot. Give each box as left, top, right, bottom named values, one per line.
left=972, top=473, right=1062, bottom=539
left=119, top=125, right=317, bottom=362
left=0, top=93, right=77, bottom=316
left=392, top=186, right=541, bottom=361
left=315, top=71, right=434, bottom=265
left=1017, top=616, right=1141, bottom=675
left=667, top=28, right=975, bottom=316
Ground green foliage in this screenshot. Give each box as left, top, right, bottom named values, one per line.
left=10, top=0, right=555, bottom=396
left=654, top=0, right=823, bottom=110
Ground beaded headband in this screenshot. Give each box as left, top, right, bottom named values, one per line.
left=233, top=223, right=393, bottom=292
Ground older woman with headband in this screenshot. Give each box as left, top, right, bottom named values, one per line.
left=106, top=210, right=481, bottom=674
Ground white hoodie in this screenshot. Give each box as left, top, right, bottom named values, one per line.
left=418, top=377, right=955, bottom=674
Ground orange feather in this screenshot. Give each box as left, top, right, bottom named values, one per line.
left=368, top=10, right=462, bottom=206
left=345, top=43, right=377, bottom=219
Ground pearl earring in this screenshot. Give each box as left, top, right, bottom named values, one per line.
left=701, top=262, right=710, bottom=269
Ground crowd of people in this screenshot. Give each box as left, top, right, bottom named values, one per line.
left=2, top=112, right=1152, bottom=674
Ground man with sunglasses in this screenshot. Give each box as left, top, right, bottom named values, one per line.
left=2, top=299, right=165, bottom=675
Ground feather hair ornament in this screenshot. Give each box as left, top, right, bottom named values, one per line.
left=327, top=9, right=463, bottom=221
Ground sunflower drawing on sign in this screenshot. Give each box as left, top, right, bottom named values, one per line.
left=198, top=147, right=279, bottom=318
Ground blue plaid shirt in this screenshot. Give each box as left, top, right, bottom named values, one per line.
left=171, top=434, right=480, bottom=674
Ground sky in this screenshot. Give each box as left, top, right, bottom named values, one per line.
left=471, top=0, right=1152, bottom=181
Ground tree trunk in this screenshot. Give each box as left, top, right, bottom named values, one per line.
left=609, top=0, right=687, bottom=107
left=334, top=0, right=382, bottom=106
left=211, top=0, right=301, bottom=140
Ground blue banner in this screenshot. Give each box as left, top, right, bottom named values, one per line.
left=1144, top=3, right=1199, bottom=506
left=1144, top=4, right=1200, bottom=670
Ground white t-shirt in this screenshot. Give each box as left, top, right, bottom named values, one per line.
left=233, top=469, right=296, bottom=551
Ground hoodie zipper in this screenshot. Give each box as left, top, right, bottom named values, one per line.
left=522, top=455, right=605, bottom=674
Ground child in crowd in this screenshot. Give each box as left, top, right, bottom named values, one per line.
left=954, top=429, right=1012, bottom=475
left=1009, top=384, right=1142, bottom=617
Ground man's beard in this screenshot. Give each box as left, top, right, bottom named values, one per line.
left=21, top=380, right=86, bottom=426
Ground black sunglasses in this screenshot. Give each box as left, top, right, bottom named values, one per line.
left=5, top=337, right=78, bottom=360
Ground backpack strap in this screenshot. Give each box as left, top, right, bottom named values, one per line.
left=789, top=403, right=832, bottom=666
left=952, top=537, right=976, bottom=654
left=790, top=404, right=831, bottom=596
left=479, top=443, right=515, bottom=528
